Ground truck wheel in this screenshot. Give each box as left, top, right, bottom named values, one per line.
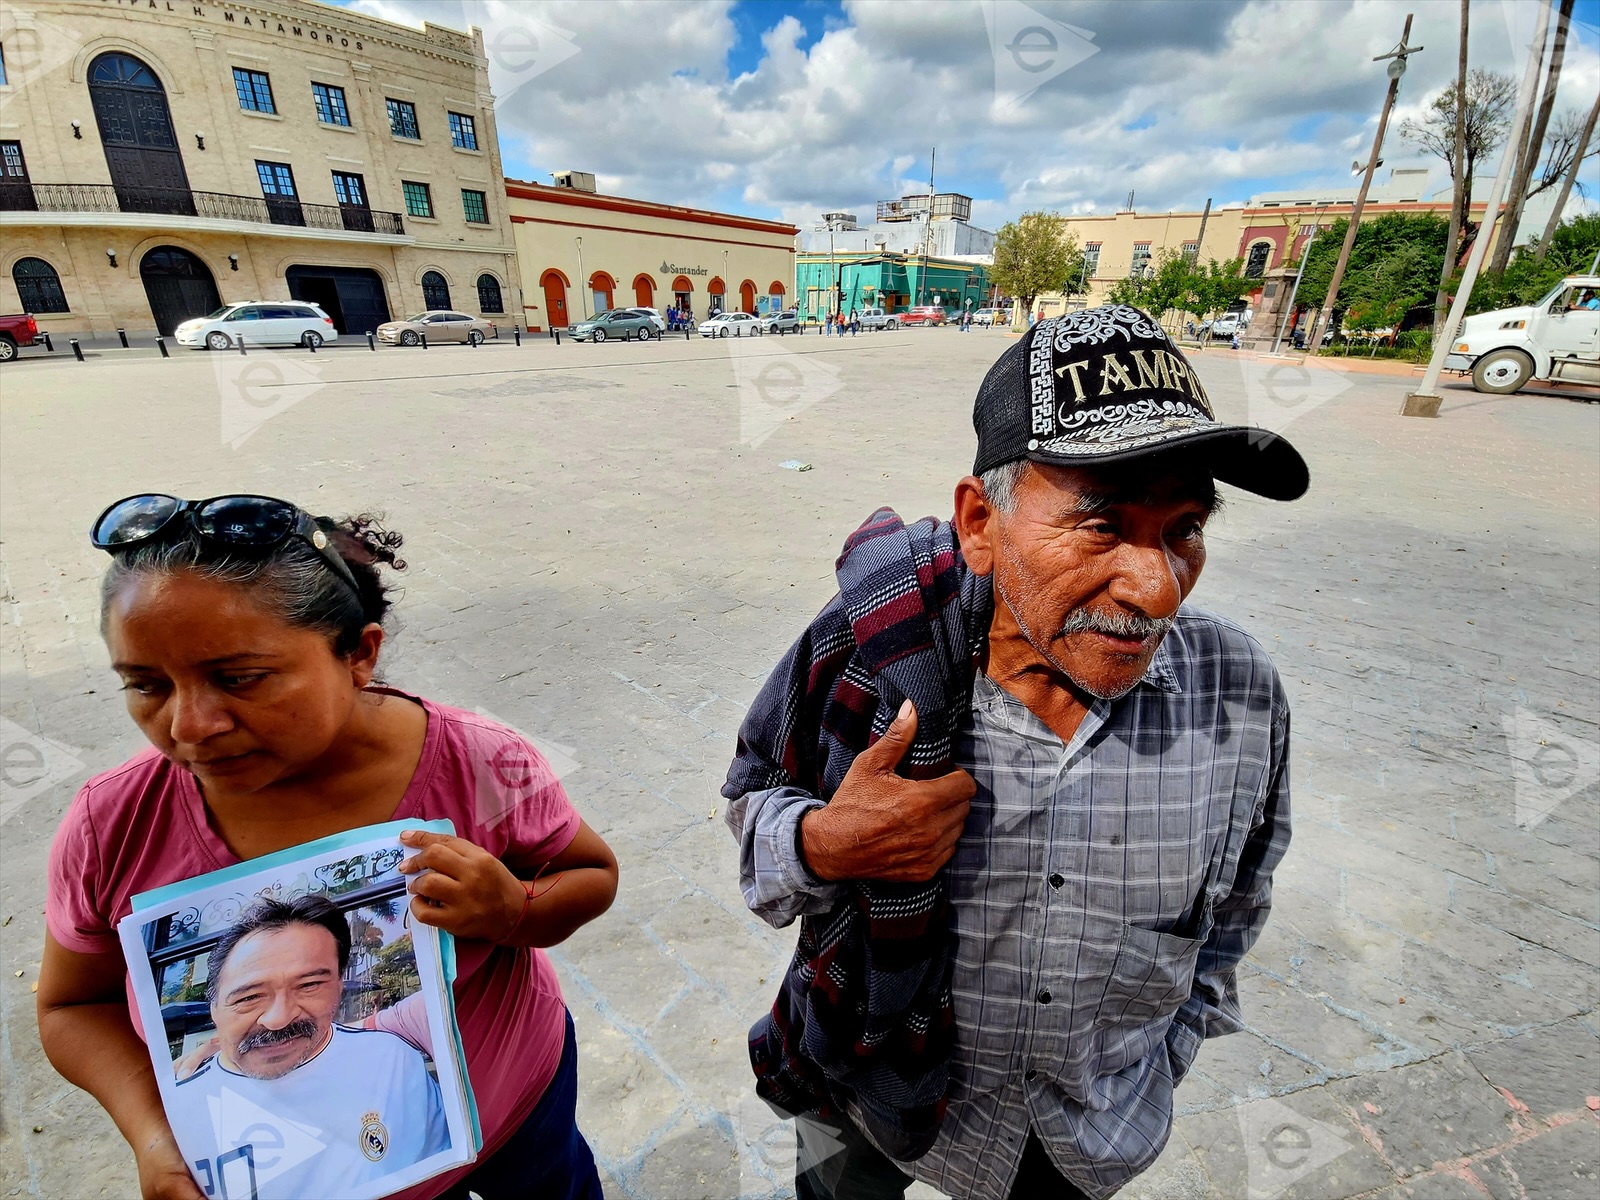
left=1470, top=348, right=1535, bottom=394
left=0, top=335, right=16, bottom=362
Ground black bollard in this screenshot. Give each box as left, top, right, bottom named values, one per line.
left=42, top=332, right=54, bottom=352
left=554, top=328, right=561, bottom=345
left=117, top=328, right=129, bottom=348
left=238, top=335, right=246, bottom=356
left=70, top=338, right=84, bottom=361
left=156, top=336, right=169, bottom=358
left=513, top=326, right=521, bottom=347
left=684, top=328, right=690, bottom=341
left=307, top=336, right=317, bottom=353
left=367, top=330, right=376, bottom=351
left=469, top=333, right=477, bottom=348
left=421, top=332, right=428, bottom=350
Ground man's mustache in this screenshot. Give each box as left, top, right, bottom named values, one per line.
left=1059, top=606, right=1173, bottom=642
left=236, top=1017, right=318, bottom=1054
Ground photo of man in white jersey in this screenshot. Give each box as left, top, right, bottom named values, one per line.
left=165, top=895, right=449, bottom=1199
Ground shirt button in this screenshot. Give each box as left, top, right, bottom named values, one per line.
left=1037, top=989, right=1052, bottom=1005
left=1048, top=873, right=1064, bottom=889
left=1025, top=1069, right=1038, bottom=1081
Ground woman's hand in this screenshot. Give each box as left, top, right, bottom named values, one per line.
left=398, top=830, right=526, bottom=942
left=135, top=1131, right=205, bottom=1200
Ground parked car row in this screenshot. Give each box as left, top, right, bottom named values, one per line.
left=177, top=301, right=338, bottom=350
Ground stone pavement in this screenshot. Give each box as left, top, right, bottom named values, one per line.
left=1, top=329, right=1595, bottom=1199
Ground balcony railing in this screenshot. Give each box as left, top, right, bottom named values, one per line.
left=0, top=182, right=405, bottom=236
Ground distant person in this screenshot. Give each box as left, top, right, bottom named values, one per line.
left=849, top=310, right=860, bottom=337
left=166, top=896, right=448, bottom=1197
left=39, top=493, right=619, bottom=1200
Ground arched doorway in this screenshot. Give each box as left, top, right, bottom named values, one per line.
left=89, top=52, right=194, bottom=215
left=739, top=280, right=757, bottom=314
left=286, top=265, right=390, bottom=335
left=633, top=274, right=654, bottom=309
left=671, top=274, right=693, bottom=316
left=541, top=268, right=569, bottom=330
left=421, top=270, right=450, bottom=310
left=708, top=276, right=726, bottom=315
left=768, top=280, right=787, bottom=314
left=140, top=246, right=220, bottom=335
left=588, top=271, right=614, bottom=313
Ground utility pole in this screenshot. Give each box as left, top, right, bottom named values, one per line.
left=1534, top=87, right=1598, bottom=258
left=1305, top=15, right=1423, bottom=355
left=1403, top=0, right=1550, bottom=416
left=920, top=148, right=936, bottom=306
left=1272, top=204, right=1328, bottom=354
left=1434, top=0, right=1469, bottom=338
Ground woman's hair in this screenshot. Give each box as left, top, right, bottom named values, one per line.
left=99, top=513, right=406, bottom=657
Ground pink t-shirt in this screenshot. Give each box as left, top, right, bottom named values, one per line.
left=46, top=692, right=580, bottom=1199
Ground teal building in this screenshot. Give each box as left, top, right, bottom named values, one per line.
left=794, top=252, right=992, bottom=319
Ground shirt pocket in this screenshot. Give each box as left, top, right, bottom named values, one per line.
left=1093, top=904, right=1212, bottom=1031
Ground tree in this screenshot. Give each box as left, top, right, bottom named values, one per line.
left=1493, top=0, right=1575, bottom=276
left=1183, top=257, right=1254, bottom=347
left=1295, top=212, right=1449, bottom=340
left=1534, top=91, right=1600, bottom=258
left=1468, top=212, right=1600, bottom=312
left=990, top=212, right=1084, bottom=328
left=1344, top=242, right=1434, bottom=335
left=1105, top=249, right=1190, bottom=324
left=1399, top=68, right=1516, bottom=256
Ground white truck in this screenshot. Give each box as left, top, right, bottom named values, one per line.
left=1445, top=274, right=1600, bottom=394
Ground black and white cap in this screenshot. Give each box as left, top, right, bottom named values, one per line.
left=972, top=304, right=1309, bottom=500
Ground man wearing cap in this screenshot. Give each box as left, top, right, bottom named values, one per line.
left=724, top=304, right=1306, bottom=1200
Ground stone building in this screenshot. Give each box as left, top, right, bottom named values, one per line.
left=506, top=172, right=798, bottom=330
left=0, top=0, right=518, bottom=339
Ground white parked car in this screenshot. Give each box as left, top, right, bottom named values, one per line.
left=176, top=301, right=338, bottom=350
left=698, top=311, right=762, bottom=338
left=972, top=308, right=1001, bottom=326
left=626, top=307, right=667, bottom=332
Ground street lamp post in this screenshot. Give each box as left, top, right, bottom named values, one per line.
left=1305, top=15, right=1423, bottom=355
left=1272, top=204, right=1329, bottom=355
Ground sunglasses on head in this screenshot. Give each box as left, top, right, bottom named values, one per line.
left=90, top=493, right=362, bottom=596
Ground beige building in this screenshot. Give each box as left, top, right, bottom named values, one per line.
left=506, top=173, right=798, bottom=330
left=0, top=0, right=518, bottom=339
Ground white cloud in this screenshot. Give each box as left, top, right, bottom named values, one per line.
left=348, top=0, right=1598, bottom=227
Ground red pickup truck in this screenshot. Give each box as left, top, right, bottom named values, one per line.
left=0, top=313, right=41, bottom=362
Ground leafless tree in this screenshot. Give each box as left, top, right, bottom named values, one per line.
left=1492, top=0, right=1574, bottom=275
left=1399, top=68, right=1516, bottom=253
left=1433, top=0, right=1469, bottom=337
left=1534, top=92, right=1600, bottom=259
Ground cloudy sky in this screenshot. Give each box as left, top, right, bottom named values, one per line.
left=344, top=0, right=1600, bottom=231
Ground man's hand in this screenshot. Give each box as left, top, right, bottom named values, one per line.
left=800, top=700, right=975, bottom=883
left=398, top=830, right=526, bottom=942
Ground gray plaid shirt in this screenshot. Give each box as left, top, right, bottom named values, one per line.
left=729, top=606, right=1292, bottom=1200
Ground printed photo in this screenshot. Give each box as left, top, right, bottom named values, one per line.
left=118, top=821, right=478, bottom=1200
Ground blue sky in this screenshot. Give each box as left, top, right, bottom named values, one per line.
left=349, top=0, right=1600, bottom=231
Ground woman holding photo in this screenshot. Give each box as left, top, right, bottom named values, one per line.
left=36, top=494, right=619, bottom=1200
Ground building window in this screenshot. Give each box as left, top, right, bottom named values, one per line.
left=422, top=270, right=450, bottom=310
left=311, top=82, right=350, bottom=126
left=232, top=68, right=275, bottom=114
left=1, top=141, right=27, bottom=180
left=1083, top=242, right=1102, bottom=277
left=448, top=111, right=479, bottom=150
left=460, top=188, right=488, bottom=223
left=1181, top=241, right=1199, bottom=264
left=477, top=274, right=504, bottom=313
left=1130, top=242, right=1151, bottom=277
left=402, top=180, right=433, bottom=218
left=1245, top=241, right=1272, bottom=278
left=12, top=257, right=68, bottom=313
left=331, top=171, right=367, bottom=207
left=386, top=98, right=420, bottom=139
left=255, top=160, right=296, bottom=197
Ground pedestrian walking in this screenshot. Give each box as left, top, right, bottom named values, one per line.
left=39, top=494, right=620, bottom=1200
left=725, top=303, right=1307, bottom=1200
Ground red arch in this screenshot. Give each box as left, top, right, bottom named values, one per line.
left=633, top=273, right=654, bottom=308
left=672, top=274, right=693, bottom=293
left=739, top=279, right=757, bottom=314
left=768, top=280, right=786, bottom=296
left=589, top=271, right=615, bottom=311
left=539, top=268, right=569, bottom=332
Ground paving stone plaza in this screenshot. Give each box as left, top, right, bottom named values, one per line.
left=1, top=330, right=1595, bottom=1199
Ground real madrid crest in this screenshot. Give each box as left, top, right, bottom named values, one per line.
left=360, top=1111, right=389, bottom=1162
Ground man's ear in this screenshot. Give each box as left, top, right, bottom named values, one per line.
left=953, top=475, right=997, bottom=576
